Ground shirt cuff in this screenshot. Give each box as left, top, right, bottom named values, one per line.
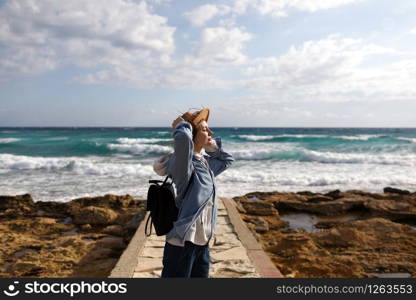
left=205, top=138, right=220, bottom=153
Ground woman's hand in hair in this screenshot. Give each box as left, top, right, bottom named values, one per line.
left=172, top=116, right=185, bottom=129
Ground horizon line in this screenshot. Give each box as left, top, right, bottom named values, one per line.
left=1, top=126, right=416, bottom=129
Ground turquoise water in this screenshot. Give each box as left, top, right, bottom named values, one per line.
left=1, top=127, right=416, bottom=202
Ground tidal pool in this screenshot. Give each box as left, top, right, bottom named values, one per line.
left=280, top=212, right=363, bottom=232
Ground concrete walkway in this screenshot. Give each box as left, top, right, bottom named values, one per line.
left=133, top=198, right=260, bottom=278
left=110, top=197, right=282, bottom=278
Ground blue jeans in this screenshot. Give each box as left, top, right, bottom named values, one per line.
left=161, top=241, right=210, bottom=278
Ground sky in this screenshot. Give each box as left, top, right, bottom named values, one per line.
left=0, top=0, right=416, bottom=127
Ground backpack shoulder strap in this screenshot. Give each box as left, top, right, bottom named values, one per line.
left=162, top=175, right=171, bottom=185
left=144, top=213, right=153, bottom=237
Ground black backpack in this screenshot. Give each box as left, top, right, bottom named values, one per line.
left=145, top=175, right=178, bottom=236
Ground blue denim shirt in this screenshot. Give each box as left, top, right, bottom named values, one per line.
left=165, top=120, right=234, bottom=246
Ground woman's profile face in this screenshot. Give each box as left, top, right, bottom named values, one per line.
left=194, top=120, right=213, bottom=148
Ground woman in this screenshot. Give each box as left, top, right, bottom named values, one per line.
left=153, top=108, right=234, bottom=278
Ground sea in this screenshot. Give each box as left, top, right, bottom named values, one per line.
left=1, top=127, right=415, bottom=202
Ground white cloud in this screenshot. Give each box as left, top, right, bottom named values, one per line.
left=186, top=0, right=364, bottom=21
left=184, top=4, right=231, bottom=27
left=0, top=0, right=175, bottom=79
left=410, top=27, right=416, bottom=34
left=242, top=36, right=415, bottom=102
left=1, top=0, right=415, bottom=104
left=146, top=0, right=171, bottom=6
left=196, top=26, right=252, bottom=64
left=237, top=0, right=363, bottom=16
left=70, top=23, right=253, bottom=89
left=73, top=62, right=228, bottom=90
left=245, top=36, right=391, bottom=78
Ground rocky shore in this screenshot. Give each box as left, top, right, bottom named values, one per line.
left=0, top=194, right=146, bottom=277
left=2, top=187, right=416, bottom=278
left=233, top=187, right=416, bottom=278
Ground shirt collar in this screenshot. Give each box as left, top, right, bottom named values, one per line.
left=194, top=148, right=208, bottom=158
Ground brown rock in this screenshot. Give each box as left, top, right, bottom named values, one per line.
left=124, top=210, right=146, bottom=230
left=0, top=193, right=146, bottom=278
left=365, top=199, right=416, bottom=220
left=0, top=194, right=34, bottom=210
left=81, top=224, right=92, bottom=231
left=71, top=194, right=134, bottom=209
left=237, top=190, right=416, bottom=278
left=102, top=225, right=123, bottom=236
left=297, top=191, right=317, bottom=197
left=34, top=217, right=57, bottom=225
left=35, top=201, right=72, bottom=218
left=73, top=206, right=118, bottom=225
left=12, top=262, right=37, bottom=270
left=383, top=187, right=411, bottom=195
left=59, top=237, right=80, bottom=247
left=96, top=236, right=126, bottom=250
left=245, top=216, right=269, bottom=233
left=307, top=196, right=334, bottom=203
left=275, top=197, right=366, bottom=216
left=0, top=194, right=35, bottom=217
left=239, top=199, right=278, bottom=216
left=324, top=190, right=342, bottom=199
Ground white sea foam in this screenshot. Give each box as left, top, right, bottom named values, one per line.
left=236, top=134, right=327, bottom=141
left=237, top=135, right=276, bottom=141
left=0, top=138, right=21, bottom=143
left=302, top=150, right=416, bottom=166
left=396, top=137, right=416, bottom=143
left=278, top=134, right=327, bottom=138
left=0, top=153, right=154, bottom=177
left=1, top=153, right=416, bottom=201
left=66, top=160, right=154, bottom=177
left=116, top=137, right=170, bottom=144
left=0, top=154, right=70, bottom=170
left=333, top=135, right=382, bottom=141
left=107, top=137, right=172, bottom=155
left=231, top=148, right=276, bottom=160
left=215, top=160, right=416, bottom=197
left=108, top=143, right=171, bottom=155
left=43, top=137, right=69, bottom=141
left=229, top=142, right=297, bottom=160
left=236, top=134, right=385, bottom=141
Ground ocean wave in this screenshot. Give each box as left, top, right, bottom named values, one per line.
left=116, top=137, right=171, bottom=144
left=301, top=150, right=415, bottom=166
left=235, top=134, right=327, bottom=141
left=0, top=130, right=17, bottom=133
left=229, top=143, right=298, bottom=160
left=236, top=135, right=277, bottom=141
left=65, top=160, right=153, bottom=177
left=107, top=143, right=171, bottom=155
left=396, top=137, right=416, bottom=143
left=230, top=148, right=277, bottom=160
left=227, top=141, right=416, bottom=166
left=0, top=154, right=74, bottom=170
left=332, top=135, right=382, bottom=141
left=278, top=134, right=328, bottom=138
left=218, top=161, right=416, bottom=188
left=0, top=153, right=154, bottom=177
left=43, top=137, right=69, bottom=141
left=0, top=138, right=21, bottom=144
left=107, top=137, right=172, bottom=155
left=235, top=134, right=385, bottom=142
